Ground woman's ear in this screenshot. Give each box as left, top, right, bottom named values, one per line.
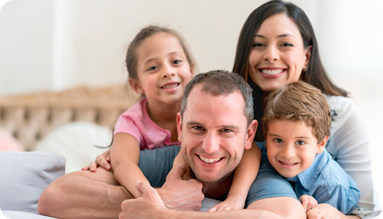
left=190, top=63, right=195, bottom=76
left=316, top=135, right=329, bottom=154
left=128, top=78, right=143, bottom=95
left=304, top=46, right=312, bottom=70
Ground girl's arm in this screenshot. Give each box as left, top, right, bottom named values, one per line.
left=209, top=142, right=261, bottom=212
left=171, top=153, right=192, bottom=180
left=110, top=132, right=150, bottom=198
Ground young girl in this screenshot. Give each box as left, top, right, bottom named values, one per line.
left=84, top=25, right=261, bottom=211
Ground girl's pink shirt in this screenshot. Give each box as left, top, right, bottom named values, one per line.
left=114, top=98, right=181, bottom=150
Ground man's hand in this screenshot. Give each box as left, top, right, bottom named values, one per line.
left=299, top=195, right=318, bottom=212
left=120, top=181, right=168, bottom=219
left=156, top=163, right=204, bottom=211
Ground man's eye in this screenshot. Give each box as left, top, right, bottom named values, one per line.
left=192, top=126, right=202, bottom=130
left=296, top=141, right=305, bottom=145
left=148, top=66, right=158, bottom=71
left=273, top=138, right=283, bottom=143
left=221, top=129, right=232, bottom=133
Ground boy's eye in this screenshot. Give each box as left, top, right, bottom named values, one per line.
left=296, top=140, right=305, bottom=145
left=148, top=66, right=158, bottom=71
left=273, top=138, right=283, bottom=143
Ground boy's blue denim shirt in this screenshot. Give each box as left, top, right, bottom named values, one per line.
left=256, top=141, right=360, bottom=215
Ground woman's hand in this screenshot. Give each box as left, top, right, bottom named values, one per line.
left=81, top=148, right=111, bottom=172
left=299, top=195, right=318, bottom=212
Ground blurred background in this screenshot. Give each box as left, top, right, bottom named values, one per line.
left=0, top=0, right=382, bottom=211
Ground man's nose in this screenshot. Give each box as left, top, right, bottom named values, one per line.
left=202, top=132, right=220, bottom=154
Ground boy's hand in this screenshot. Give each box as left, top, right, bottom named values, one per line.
left=299, top=195, right=318, bottom=212
left=207, top=194, right=245, bottom=212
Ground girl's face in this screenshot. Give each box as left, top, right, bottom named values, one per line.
left=131, top=32, right=194, bottom=106
left=248, top=13, right=311, bottom=92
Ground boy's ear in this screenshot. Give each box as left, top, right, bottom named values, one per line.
left=245, top=120, right=258, bottom=150
left=316, top=136, right=329, bottom=154
left=128, top=78, right=143, bottom=95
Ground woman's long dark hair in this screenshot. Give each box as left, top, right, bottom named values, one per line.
left=233, top=0, right=348, bottom=141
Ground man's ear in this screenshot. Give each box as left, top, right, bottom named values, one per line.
left=316, top=136, right=329, bottom=154
left=245, top=120, right=258, bottom=150
left=128, top=78, right=143, bottom=95
left=176, top=113, right=183, bottom=142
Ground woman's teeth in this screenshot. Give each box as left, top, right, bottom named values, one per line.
left=261, top=69, right=283, bottom=75
left=162, top=83, right=179, bottom=89
left=199, top=155, right=222, bottom=164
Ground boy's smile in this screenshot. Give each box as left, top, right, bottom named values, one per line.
left=265, top=120, right=327, bottom=178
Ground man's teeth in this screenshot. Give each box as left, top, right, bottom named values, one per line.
left=199, top=155, right=222, bottom=164
left=261, top=69, right=283, bottom=75
left=162, top=83, right=179, bottom=89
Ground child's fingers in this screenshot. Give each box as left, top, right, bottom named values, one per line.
left=299, top=195, right=309, bottom=212
left=207, top=206, right=217, bottom=212
left=89, top=162, right=97, bottom=172
left=306, top=197, right=318, bottom=212
left=95, top=155, right=111, bottom=170
left=81, top=166, right=89, bottom=171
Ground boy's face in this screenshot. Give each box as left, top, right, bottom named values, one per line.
left=265, top=120, right=327, bottom=178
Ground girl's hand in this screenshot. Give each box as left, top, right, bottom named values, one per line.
left=171, top=153, right=192, bottom=180
left=299, top=195, right=318, bottom=212
left=81, top=148, right=111, bottom=172
left=207, top=194, right=245, bottom=212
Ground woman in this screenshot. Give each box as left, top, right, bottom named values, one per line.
left=232, top=0, right=374, bottom=218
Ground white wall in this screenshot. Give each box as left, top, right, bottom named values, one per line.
left=0, top=0, right=382, bottom=210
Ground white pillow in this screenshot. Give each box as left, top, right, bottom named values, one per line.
left=35, top=122, right=111, bottom=173
left=0, top=151, right=65, bottom=213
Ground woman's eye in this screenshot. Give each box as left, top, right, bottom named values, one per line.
left=173, top=60, right=182, bottom=65
left=281, top=43, right=293, bottom=47
left=296, top=141, right=305, bottom=145
left=148, top=66, right=158, bottom=71
left=252, top=43, right=264, bottom=47
left=273, top=138, right=283, bottom=143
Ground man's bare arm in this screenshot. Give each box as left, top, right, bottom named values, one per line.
left=119, top=181, right=306, bottom=219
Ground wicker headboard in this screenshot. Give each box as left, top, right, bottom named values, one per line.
left=0, top=84, right=140, bottom=151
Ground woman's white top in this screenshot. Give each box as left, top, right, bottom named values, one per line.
left=325, top=94, right=374, bottom=210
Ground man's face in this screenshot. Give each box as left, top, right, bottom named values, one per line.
left=177, top=85, right=257, bottom=183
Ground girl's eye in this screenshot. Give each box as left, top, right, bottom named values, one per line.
left=252, top=43, right=264, bottom=47
left=273, top=138, right=283, bottom=143
left=296, top=140, right=305, bottom=145
left=148, top=66, right=158, bottom=71
left=281, top=43, right=293, bottom=47
left=172, top=60, right=182, bottom=65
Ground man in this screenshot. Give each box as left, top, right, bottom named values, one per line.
left=38, top=70, right=305, bottom=219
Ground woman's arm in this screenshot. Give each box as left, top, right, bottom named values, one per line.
left=327, top=97, right=374, bottom=210
left=111, top=132, right=150, bottom=198
left=209, top=142, right=261, bottom=211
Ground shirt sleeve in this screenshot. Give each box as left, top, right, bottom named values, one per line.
left=114, top=113, right=143, bottom=146
left=326, top=96, right=374, bottom=210
left=313, top=183, right=360, bottom=215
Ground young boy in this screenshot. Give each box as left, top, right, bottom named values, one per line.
left=261, top=81, right=360, bottom=215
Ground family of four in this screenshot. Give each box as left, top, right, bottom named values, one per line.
left=37, top=1, right=374, bottom=218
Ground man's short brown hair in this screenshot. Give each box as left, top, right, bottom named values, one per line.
left=262, top=81, right=331, bottom=142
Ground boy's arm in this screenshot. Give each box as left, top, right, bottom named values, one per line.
left=209, top=142, right=261, bottom=211
left=111, top=132, right=150, bottom=198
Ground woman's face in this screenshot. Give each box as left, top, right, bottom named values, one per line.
left=248, top=13, right=311, bottom=92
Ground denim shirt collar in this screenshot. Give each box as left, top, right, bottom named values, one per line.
left=286, top=150, right=330, bottom=190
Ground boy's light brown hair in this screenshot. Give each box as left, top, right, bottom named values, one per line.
left=261, top=81, right=331, bottom=142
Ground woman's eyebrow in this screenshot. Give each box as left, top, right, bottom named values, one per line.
left=254, top=33, right=296, bottom=38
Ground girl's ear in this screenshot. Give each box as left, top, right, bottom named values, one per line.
left=189, top=63, right=195, bottom=76
left=316, top=135, right=329, bottom=154
left=303, top=46, right=312, bottom=70
left=128, top=78, right=144, bottom=95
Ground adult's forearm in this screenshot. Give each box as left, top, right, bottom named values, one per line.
left=38, top=171, right=128, bottom=219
